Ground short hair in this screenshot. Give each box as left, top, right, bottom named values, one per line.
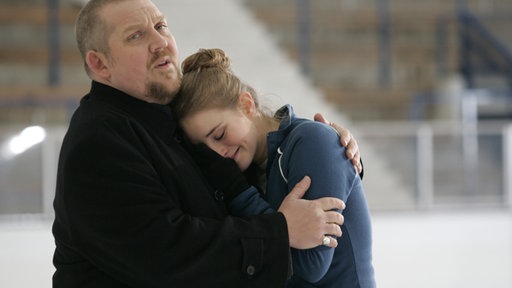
left=75, top=0, right=125, bottom=76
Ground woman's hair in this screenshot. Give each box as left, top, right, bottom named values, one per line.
left=171, top=48, right=261, bottom=121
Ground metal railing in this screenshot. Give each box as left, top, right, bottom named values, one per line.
left=457, top=8, right=512, bottom=90
left=356, top=119, right=512, bottom=210
left=0, top=117, right=510, bottom=218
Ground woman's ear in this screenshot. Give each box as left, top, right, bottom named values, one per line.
left=238, top=91, right=256, bottom=116
left=85, top=50, right=111, bottom=80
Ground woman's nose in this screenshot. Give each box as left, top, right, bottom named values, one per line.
left=211, top=144, right=228, bottom=158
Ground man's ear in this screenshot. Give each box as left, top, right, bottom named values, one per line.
left=85, top=50, right=111, bottom=80
left=238, top=91, right=256, bottom=116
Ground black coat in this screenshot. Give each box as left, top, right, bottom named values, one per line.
left=52, top=81, right=290, bottom=287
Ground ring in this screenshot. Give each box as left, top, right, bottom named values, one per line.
left=322, top=236, right=330, bottom=246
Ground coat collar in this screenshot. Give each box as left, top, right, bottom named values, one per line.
left=266, top=105, right=295, bottom=171
left=86, top=81, right=177, bottom=143
left=267, top=104, right=295, bottom=146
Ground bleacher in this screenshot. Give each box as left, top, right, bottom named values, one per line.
left=0, top=1, right=86, bottom=124
left=241, top=0, right=512, bottom=121
left=0, top=1, right=511, bottom=288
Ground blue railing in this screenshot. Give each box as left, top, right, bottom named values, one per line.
left=457, top=9, right=512, bottom=90
left=418, top=5, right=512, bottom=120
left=295, top=0, right=392, bottom=87
left=48, top=0, right=61, bottom=86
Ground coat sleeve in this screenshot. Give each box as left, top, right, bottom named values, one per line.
left=53, top=119, right=291, bottom=288
left=283, top=121, right=359, bottom=283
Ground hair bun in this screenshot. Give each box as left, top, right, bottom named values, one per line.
left=182, top=48, right=232, bottom=74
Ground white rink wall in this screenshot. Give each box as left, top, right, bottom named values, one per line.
left=1, top=210, right=511, bottom=288
left=372, top=210, right=512, bottom=288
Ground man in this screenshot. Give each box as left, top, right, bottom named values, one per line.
left=52, top=0, right=361, bottom=287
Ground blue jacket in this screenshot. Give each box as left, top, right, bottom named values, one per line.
left=230, top=105, right=376, bottom=287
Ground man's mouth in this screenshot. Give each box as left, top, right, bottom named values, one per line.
left=154, top=57, right=171, bottom=69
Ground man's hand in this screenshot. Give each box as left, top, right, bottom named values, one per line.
left=278, top=176, right=345, bottom=249
left=314, top=113, right=362, bottom=175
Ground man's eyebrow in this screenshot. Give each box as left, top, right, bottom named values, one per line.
left=121, top=15, right=166, bottom=34
left=155, top=15, right=166, bottom=22
left=121, top=23, right=142, bottom=35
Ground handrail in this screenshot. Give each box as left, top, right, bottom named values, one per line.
left=0, top=117, right=510, bottom=217
left=355, top=119, right=511, bottom=209
left=47, top=0, right=60, bottom=86
left=457, top=9, right=512, bottom=89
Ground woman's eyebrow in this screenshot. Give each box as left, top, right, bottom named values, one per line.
left=206, top=124, right=221, bottom=138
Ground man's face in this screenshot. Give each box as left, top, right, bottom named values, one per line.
left=100, top=0, right=181, bottom=104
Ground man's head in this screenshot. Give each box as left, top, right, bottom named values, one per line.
left=75, top=0, right=181, bottom=104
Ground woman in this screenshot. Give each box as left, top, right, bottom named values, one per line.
left=172, top=48, right=375, bottom=288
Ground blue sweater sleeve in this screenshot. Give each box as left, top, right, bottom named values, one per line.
left=228, top=186, right=275, bottom=217
left=284, top=121, right=358, bottom=283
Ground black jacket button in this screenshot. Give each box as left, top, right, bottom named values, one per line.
left=214, top=190, right=224, bottom=201
left=246, top=265, right=255, bottom=276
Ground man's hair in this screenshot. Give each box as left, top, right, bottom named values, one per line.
left=75, top=0, right=126, bottom=76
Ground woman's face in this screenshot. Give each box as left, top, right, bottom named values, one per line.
left=181, top=108, right=259, bottom=171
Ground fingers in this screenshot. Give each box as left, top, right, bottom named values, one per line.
left=316, top=197, right=346, bottom=211
left=345, top=134, right=357, bottom=159
left=322, top=236, right=338, bottom=248
left=313, top=113, right=328, bottom=124
left=325, top=210, right=344, bottom=227
left=333, top=125, right=363, bottom=175
left=279, top=180, right=346, bottom=250
left=286, top=176, right=311, bottom=200
left=353, top=151, right=363, bottom=174
left=325, top=121, right=349, bottom=145
left=314, top=113, right=354, bottom=150
left=351, top=150, right=360, bottom=166
left=314, top=114, right=360, bottom=163
left=322, top=218, right=343, bottom=248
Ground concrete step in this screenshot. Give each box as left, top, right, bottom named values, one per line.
left=0, top=3, right=82, bottom=72
left=152, top=0, right=416, bottom=210
left=242, top=0, right=512, bottom=121
left=0, top=64, right=88, bottom=87
left=0, top=3, right=80, bottom=26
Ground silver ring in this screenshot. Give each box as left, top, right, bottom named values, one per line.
left=322, top=236, right=330, bottom=246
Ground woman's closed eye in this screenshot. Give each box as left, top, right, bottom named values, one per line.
left=213, top=130, right=225, bottom=141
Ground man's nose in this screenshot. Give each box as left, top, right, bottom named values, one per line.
left=149, top=30, right=168, bottom=53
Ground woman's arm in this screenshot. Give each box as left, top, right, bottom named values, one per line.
left=283, top=121, right=358, bottom=283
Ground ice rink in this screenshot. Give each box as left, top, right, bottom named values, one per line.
left=1, top=209, right=510, bottom=288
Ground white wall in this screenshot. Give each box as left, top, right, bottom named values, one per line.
left=1, top=210, right=511, bottom=288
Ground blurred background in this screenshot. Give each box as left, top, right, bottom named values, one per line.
left=0, top=0, right=511, bottom=287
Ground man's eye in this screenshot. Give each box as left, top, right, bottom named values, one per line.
left=128, top=32, right=142, bottom=41
left=156, top=23, right=169, bottom=32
